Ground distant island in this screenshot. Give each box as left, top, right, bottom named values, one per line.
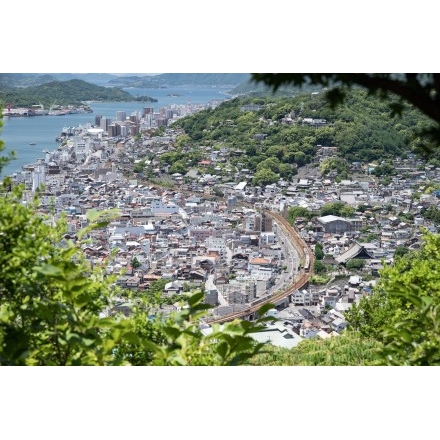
left=107, top=73, right=251, bottom=88
left=0, top=78, right=157, bottom=109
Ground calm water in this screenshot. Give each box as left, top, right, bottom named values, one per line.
left=0, top=85, right=232, bottom=177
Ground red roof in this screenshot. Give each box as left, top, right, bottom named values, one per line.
left=249, top=257, right=270, bottom=265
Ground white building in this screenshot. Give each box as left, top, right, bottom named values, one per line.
left=32, top=165, right=46, bottom=192
left=151, top=200, right=179, bottom=215
left=205, top=237, right=226, bottom=254
left=73, top=136, right=91, bottom=161
left=260, top=231, right=276, bottom=245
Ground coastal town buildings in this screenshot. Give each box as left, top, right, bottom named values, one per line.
left=2, top=100, right=440, bottom=345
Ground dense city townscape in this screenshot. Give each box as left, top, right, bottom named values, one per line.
left=2, top=72, right=440, bottom=366
left=3, top=93, right=440, bottom=353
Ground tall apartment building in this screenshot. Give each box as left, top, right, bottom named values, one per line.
left=143, top=107, right=154, bottom=117
left=242, top=211, right=272, bottom=232
left=116, top=111, right=126, bottom=122
left=32, top=165, right=46, bottom=192
left=100, top=117, right=111, bottom=131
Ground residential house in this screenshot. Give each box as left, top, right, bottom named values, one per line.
left=300, top=320, right=321, bottom=339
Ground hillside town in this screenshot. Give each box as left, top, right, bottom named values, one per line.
left=3, top=102, right=440, bottom=350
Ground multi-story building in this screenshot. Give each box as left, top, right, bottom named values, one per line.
left=189, top=227, right=223, bottom=241
left=218, top=280, right=256, bottom=304
left=116, top=111, right=126, bottom=122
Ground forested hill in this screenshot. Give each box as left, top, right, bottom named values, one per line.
left=173, top=88, right=432, bottom=165
left=0, top=79, right=157, bottom=108
left=0, top=73, right=120, bottom=88
left=228, top=78, right=324, bottom=97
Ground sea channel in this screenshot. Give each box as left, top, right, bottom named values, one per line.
left=0, top=85, right=233, bottom=177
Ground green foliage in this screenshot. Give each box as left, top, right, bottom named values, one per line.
left=346, top=259, right=365, bottom=270
left=133, top=160, right=146, bottom=173
left=320, top=201, right=355, bottom=218
left=256, top=156, right=281, bottom=173
left=0, top=117, right=15, bottom=174
left=175, top=134, right=191, bottom=148
left=112, top=291, right=271, bottom=366
left=345, top=232, right=440, bottom=365
left=320, top=157, right=349, bottom=176
left=314, top=242, right=324, bottom=260
left=359, top=233, right=379, bottom=243
left=169, top=160, right=187, bottom=175
left=247, top=331, right=382, bottom=366
left=398, top=211, right=414, bottom=222
left=151, top=126, right=166, bottom=137
left=421, top=206, right=440, bottom=225
left=144, top=177, right=175, bottom=189
left=252, top=168, right=279, bottom=186
left=131, top=256, right=141, bottom=269
left=313, top=260, right=327, bottom=274
left=252, top=73, right=440, bottom=157
left=142, top=279, right=170, bottom=306
left=135, top=292, right=266, bottom=366
left=4, top=73, right=440, bottom=367
left=159, top=149, right=202, bottom=170
left=393, top=246, right=410, bottom=259
left=309, top=274, right=331, bottom=285
left=371, top=162, right=397, bottom=177
left=173, top=88, right=430, bottom=171
left=422, top=183, right=440, bottom=194
left=0, top=186, right=125, bottom=365
left=110, top=298, right=168, bottom=366
left=287, top=206, right=314, bottom=224
left=212, top=186, right=224, bottom=198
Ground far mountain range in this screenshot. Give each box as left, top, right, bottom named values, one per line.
left=0, top=73, right=316, bottom=107
left=0, top=73, right=253, bottom=89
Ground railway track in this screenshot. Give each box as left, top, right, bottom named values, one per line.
left=133, top=188, right=316, bottom=323
left=206, top=209, right=315, bottom=324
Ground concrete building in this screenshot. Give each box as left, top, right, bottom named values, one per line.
left=317, top=215, right=352, bottom=234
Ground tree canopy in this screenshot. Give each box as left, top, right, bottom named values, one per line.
left=344, top=232, right=440, bottom=365
left=252, top=73, right=440, bottom=156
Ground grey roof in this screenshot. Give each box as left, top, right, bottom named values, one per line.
left=317, top=215, right=346, bottom=224
left=250, top=323, right=303, bottom=349
left=334, top=242, right=375, bottom=264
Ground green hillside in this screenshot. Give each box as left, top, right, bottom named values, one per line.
left=228, top=77, right=324, bottom=97
left=0, top=73, right=125, bottom=87
left=247, top=332, right=382, bottom=366
left=0, top=79, right=157, bottom=108
left=172, top=88, right=431, bottom=166
left=0, top=73, right=58, bottom=88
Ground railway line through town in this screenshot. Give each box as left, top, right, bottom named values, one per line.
left=206, top=209, right=315, bottom=324
left=137, top=182, right=316, bottom=323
